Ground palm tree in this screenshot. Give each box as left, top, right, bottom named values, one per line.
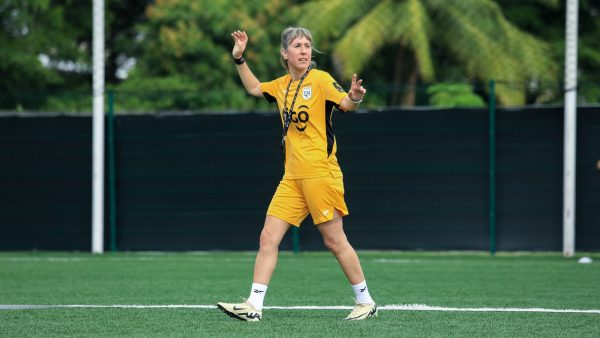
left=299, top=0, right=558, bottom=106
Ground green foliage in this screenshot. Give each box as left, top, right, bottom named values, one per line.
left=118, top=0, right=297, bottom=112
left=0, top=0, right=149, bottom=111
left=299, top=0, right=559, bottom=106
left=499, top=0, right=600, bottom=104
left=0, top=0, right=86, bottom=105
left=427, top=83, right=486, bottom=108
left=569, top=0, right=600, bottom=104
left=43, top=92, right=93, bottom=112
left=110, top=75, right=252, bottom=113
left=3, top=0, right=600, bottom=112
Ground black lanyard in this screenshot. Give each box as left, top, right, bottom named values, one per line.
left=281, top=66, right=312, bottom=161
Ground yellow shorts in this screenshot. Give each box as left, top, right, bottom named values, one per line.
left=267, top=173, right=349, bottom=226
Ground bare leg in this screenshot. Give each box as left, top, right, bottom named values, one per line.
left=317, top=210, right=365, bottom=285
left=252, top=215, right=291, bottom=285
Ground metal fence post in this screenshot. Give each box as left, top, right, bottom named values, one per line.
left=489, top=80, right=496, bottom=255
left=107, top=90, right=117, bottom=252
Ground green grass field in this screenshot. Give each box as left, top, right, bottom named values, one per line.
left=1, top=251, right=599, bottom=337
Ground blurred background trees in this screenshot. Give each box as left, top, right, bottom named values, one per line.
left=1, top=0, right=91, bottom=109
left=299, top=0, right=559, bottom=106
left=1, top=0, right=598, bottom=112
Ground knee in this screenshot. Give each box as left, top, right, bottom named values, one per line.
left=259, top=229, right=279, bottom=253
left=324, top=236, right=348, bottom=255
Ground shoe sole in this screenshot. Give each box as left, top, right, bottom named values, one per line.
left=345, top=305, right=378, bottom=320
left=216, top=304, right=259, bottom=322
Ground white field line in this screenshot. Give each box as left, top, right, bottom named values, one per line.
left=1, top=304, right=599, bottom=314
left=0, top=257, right=255, bottom=263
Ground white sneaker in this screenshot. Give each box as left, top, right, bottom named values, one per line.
left=344, top=302, right=378, bottom=320
left=216, top=301, right=262, bottom=322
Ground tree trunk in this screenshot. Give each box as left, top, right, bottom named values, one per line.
left=402, top=65, right=418, bottom=106
left=391, top=46, right=404, bottom=106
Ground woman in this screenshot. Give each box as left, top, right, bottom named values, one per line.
left=217, top=27, right=376, bottom=321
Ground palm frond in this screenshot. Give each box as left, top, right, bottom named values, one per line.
left=432, top=0, right=556, bottom=104
left=333, top=0, right=435, bottom=81
left=297, top=0, right=559, bottom=105
left=399, top=0, right=434, bottom=81
left=297, top=0, right=371, bottom=45
left=332, top=0, right=399, bottom=79
left=497, top=20, right=558, bottom=82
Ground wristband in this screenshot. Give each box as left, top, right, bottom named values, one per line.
left=349, top=94, right=363, bottom=104
left=233, top=55, right=245, bottom=65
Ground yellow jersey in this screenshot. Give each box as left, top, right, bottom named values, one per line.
left=260, top=69, right=348, bottom=179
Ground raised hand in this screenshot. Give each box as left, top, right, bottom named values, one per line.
left=349, top=74, right=366, bottom=102
left=231, top=30, right=248, bottom=59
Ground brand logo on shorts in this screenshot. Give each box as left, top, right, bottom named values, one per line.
left=302, top=86, right=312, bottom=100
left=322, top=209, right=330, bottom=216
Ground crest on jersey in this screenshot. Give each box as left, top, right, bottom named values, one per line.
left=302, top=86, right=312, bottom=100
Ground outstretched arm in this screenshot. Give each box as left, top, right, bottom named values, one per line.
left=231, top=30, right=263, bottom=98
left=339, top=74, right=366, bottom=111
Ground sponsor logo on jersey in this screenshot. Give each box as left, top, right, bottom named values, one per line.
left=291, top=104, right=310, bottom=132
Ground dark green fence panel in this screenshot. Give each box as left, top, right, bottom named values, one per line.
left=112, top=109, right=491, bottom=251
left=318, top=108, right=490, bottom=250
left=112, top=113, right=284, bottom=251
left=495, top=107, right=564, bottom=250
left=0, top=117, right=92, bottom=250
left=1, top=107, right=598, bottom=251
left=577, top=109, right=600, bottom=250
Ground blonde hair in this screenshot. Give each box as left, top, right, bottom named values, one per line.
left=280, top=27, right=319, bottom=70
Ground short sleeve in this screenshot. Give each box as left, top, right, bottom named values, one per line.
left=320, top=72, right=347, bottom=106
left=260, top=80, right=277, bottom=103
